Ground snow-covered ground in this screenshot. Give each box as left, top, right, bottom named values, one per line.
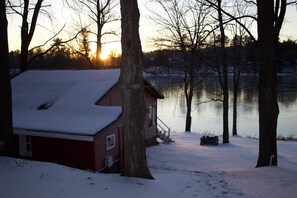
left=1, top=132, right=297, bottom=198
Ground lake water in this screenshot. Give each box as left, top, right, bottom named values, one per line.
left=148, top=74, right=297, bottom=138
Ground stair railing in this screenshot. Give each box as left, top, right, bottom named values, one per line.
left=157, top=117, right=171, bottom=143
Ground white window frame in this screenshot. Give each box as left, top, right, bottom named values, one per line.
left=106, top=134, right=116, bottom=150
left=148, top=104, right=157, bottom=127
left=19, top=135, right=32, bottom=157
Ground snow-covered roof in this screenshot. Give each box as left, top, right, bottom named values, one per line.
left=12, top=69, right=122, bottom=137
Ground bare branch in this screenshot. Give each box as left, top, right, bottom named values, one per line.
left=7, top=0, right=23, bottom=16
left=199, top=0, right=257, bottom=42
left=287, top=0, right=297, bottom=5
left=29, top=28, right=83, bottom=64
left=211, top=98, right=223, bottom=103
left=243, top=0, right=257, bottom=6
left=29, top=24, right=66, bottom=52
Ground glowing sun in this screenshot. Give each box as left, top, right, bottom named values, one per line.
left=99, top=51, right=109, bottom=60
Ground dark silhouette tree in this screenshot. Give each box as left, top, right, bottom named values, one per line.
left=205, top=0, right=230, bottom=143
left=73, top=28, right=93, bottom=68
left=8, top=0, right=47, bottom=72
left=278, top=39, right=297, bottom=73
left=200, top=0, right=257, bottom=142
left=70, top=0, right=119, bottom=67
left=230, top=0, right=255, bottom=136
left=0, top=0, right=14, bottom=155
left=78, top=28, right=91, bottom=60
left=231, top=34, right=242, bottom=136
left=119, top=0, right=153, bottom=179
left=256, top=0, right=287, bottom=167
left=150, top=0, right=212, bottom=132
left=216, top=0, right=229, bottom=143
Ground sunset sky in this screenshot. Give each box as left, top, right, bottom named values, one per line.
left=6, top=0, right=297, bottom=57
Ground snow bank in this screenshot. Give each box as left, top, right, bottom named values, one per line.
left=1, top=132, right=296, bottom=198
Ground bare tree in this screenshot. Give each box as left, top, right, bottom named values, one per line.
left=8, top=0, right=50, bottom=72
left=70, top=28, right=94, bottom=68
left=69, top=0, right=119, bottom=67
left=28, top=27, right=85, bottom=66
left=216, top=0, right=229, bottom=143
left=119, top=0, right=153, bottom=179
left=150, top=0, right=212, bottom=132
left=230, top=34, right=242, bottom=136
left=0, top=0, right=14, bottom=155
left=230, top=0, right=255, bottom=136
left=203, top=0, right=229, bottom=143
left=197, top=0, right=258, bottom=142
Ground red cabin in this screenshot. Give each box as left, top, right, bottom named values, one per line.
left=12, top=69, right=164, bottom=172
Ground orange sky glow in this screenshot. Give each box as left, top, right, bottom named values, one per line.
left=6, top=1, right=297, bottom=58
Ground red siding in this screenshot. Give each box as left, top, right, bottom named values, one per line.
left=31, top=136, right=95, bottom=171
left=98, top=83, right=158, bottom=143
left=96, top=84, right=122, bottom=106
left=93, top=119, right=123, bottom=171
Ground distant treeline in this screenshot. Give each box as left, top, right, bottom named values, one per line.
left=143, top=39, right=297, bottom=74
left=9, top=39, right=297, bottom=74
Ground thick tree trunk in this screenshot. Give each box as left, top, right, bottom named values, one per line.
left=0, top=1, right=14, bottom=155
left=119, top=0, right=153, bottom=179
left=256, top=0, right=281, bottom=167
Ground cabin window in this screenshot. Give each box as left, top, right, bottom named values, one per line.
left=148, top=105, right=157, bottom=127
left=19, top=135, right=32, bottom=157
left=106, top=134, right=116, bottom=150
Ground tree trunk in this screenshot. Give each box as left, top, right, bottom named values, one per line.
left=184, top=50, right=195, bottom=133
left=20, top=41, right=29, bottom=72
left=222, top=78, right=229, bottom=143
left=119, top=0, right=153, bottom=179
left=96, top=17, right=103, bottom=68
left=0, top=1, right=14, bottom=155
left=232, top=71, right=238, bottom=136
left=20, top=0, right=43, bottom=72
left=232, top=43, right=241, bottom=136
left=185, top=80, right=193, bottom=132
left=256, top=0, right=282, bottom=167
left=20, top=0, right=30, bottom=72
left=218, top=0, right=229, bottom=143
